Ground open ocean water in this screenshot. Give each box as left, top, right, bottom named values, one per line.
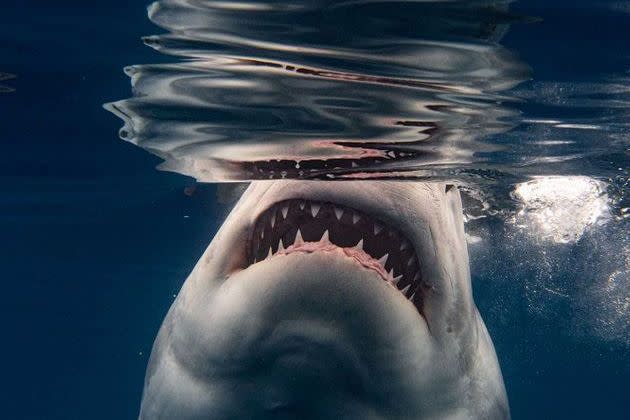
left=1, top=0, right=628, bottom=419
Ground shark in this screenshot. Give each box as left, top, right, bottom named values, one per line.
left=139, top=181, right=509, bottom=419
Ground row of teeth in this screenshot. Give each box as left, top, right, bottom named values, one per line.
left=263, top=202, right=398, bottom=238
left=255, top=225, right=419, bottom=301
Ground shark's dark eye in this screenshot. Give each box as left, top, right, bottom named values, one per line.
left=249, top=199, right=426, bottom=313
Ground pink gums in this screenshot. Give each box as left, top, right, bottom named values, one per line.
left=277, top=242, right=392, bottom=284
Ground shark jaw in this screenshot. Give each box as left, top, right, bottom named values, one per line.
left=248, top=198, right=428, bottom=317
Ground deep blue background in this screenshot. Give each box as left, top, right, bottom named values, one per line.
left=1, top=1, right=628, bottom=419
left=1, top=1, right=223, bottom=418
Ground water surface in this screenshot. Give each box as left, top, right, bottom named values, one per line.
left=107, top=0, right=627, bottom=188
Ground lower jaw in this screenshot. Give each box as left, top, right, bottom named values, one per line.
left=238, top=246, right=423, bottom=318
left=274, top=242, right=392, bottom=284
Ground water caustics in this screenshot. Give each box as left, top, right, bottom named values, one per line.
left=105, top=0, right=537, bottom=181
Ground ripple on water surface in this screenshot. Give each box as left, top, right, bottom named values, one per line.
left=105, top=0, right=627, bottom=187
left=105, top=0, right=533, bottom=180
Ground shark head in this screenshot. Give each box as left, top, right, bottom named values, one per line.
left=139, top=181, right=509, bottom=419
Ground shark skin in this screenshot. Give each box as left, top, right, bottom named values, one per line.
left=139, top=181, right=509, bottom=420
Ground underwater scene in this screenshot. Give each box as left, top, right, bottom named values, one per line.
left=1, top=0, right=628, bottom=418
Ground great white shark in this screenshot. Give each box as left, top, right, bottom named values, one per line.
left=139, top=181, right=509, bottom=419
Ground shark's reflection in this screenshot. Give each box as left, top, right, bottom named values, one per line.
left=105, top=0, right=528, bottom=182
left=140, top=181, right=509, bottom=419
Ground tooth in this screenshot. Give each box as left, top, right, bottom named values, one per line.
left=388, top=269, right=394, bottom=279
left=352, top=213, right=361, bottom=224
left=319, top=230, right=330, bottom=242
left=407, top=256, right=416, bottom=267
left=412, top=273, right=420, bottom=283
left=261, top=229, right=265, bottom=239
left=270, top=213, right=276, bottom=228
left=374, top=223, right=383, bottom=235
left=378, top=253, right=389, bottom=267
left=351, top=161, right=358, bottom=168
left=311, top=203, right=321, bottom=217
left=278, top=239, right=285, bottom=252
left=354, top=238, right=364, bottom=250
left=267, top=247, right=273, bottom=259
left=401, top=284, right=411, bottom=295
left=299, top=201, right=305, bottom=210
left=294, top=229, right=304, bottom=244
left=400, top=241, right=409, bottom=251
left=393, top=274, right=403, bottom=285
left=333, top=207, right=344, bottom=220
left=281, top=205, right=289, bottom=219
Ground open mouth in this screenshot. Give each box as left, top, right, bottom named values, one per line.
left=248, top=199, right=426, bottom=314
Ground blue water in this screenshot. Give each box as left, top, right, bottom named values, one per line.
left=1, top=1, right=628, bottom=419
